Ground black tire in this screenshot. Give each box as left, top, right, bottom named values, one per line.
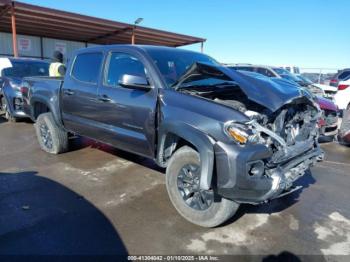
left=166, top=146, right=239, bottom=227
left=35, top=112, right=68, bottom=154
left=0, top=96, right=18, bottom=122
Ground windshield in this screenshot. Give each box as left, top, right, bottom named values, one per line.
left=146, top=49, right=219, bottom=87
left=2, top=61, right=49, bottom=78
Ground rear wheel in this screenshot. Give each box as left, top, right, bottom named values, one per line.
left=0, top=96, right=18, bottom=122
left=35, top=112, right=68, bottom=154
left=166, top=146, right=239, bottom=227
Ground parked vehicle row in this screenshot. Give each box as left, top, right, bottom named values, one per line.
left=0, top=57, right=50, bottom=122
left=1, top=45, right=348, bottom=227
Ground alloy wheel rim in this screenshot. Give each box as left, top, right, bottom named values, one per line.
left=177, top=163, right=214, bottom=211
left=1, top=97, right=5, bottom=112
left=1, top=97, right=9, bottom=119
left=39, top=123, right=53, bottom=149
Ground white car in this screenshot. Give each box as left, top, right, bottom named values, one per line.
left=334, top=77, right=350, bottom=110
left=308, top=82, right=337, bottom=101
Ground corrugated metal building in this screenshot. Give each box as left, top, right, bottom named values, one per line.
left=0, top=32, right=96, bottom=62
left=0, top=0, right=205, bottom=62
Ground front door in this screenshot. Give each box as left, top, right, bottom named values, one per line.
left=94, top=51, right=158, bottom=158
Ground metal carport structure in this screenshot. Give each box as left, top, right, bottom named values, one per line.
left=0, top=0, right=206, bottom=57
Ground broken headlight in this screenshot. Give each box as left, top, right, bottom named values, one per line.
left=224, top=122, right=259, bottom=145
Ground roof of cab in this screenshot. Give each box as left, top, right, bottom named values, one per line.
left=72, top=44, right=204, bottom=56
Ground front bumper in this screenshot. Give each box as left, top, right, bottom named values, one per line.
left=214, top=141, right=323, bottom=204
left=318, top=110, right=339, bottom=137
left=319, top=123, right=338, bottom=137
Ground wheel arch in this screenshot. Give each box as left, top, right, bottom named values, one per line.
left=157, top=121, right=216, bottom=190
left=30, top=96, right=62, bottom=127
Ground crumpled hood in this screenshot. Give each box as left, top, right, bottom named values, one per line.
left=175, top=62, right=308, bottom=112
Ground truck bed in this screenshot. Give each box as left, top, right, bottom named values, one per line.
left=23, top=76, right=64, bottom=120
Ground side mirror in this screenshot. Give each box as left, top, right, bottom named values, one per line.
left=118, top=74, right=152, bottom=91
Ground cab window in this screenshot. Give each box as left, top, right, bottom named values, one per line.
left=104, top=53, right=147, bottom=87
left=71, top=53, right=103, bottom=84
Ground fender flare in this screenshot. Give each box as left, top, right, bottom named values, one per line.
left=158, top=121, right=216, bottom=190
left=30, top=96, right=63, bottom=127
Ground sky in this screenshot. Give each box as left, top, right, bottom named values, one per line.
left=21, top=0, right=350, bottom=70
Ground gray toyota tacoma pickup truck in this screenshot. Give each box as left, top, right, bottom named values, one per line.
left=23, top=45, right=323, bottom=227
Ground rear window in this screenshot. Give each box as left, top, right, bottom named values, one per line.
left=2, top=61, right=49, bottom=78
left=71, top=53, right=103, bottom=84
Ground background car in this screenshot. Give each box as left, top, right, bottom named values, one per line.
left=0, top=57, right=49, bottom=122
left=329, top=68, right=350, bottom=87
left=334, top=76, right=350, bottom=111
left=339, top=107, right=350, bottom=144
left=317, top=97, right=339, bottom=138
left=232, top=67, right=339, bottom=139
left=229, top=65, right=326, bottom=97
left=295, top=74, right=337, bottom=101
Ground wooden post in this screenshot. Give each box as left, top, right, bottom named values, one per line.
left=11, top=3, right=18, bottom=57
left=40, top=37, right=44, bottom=59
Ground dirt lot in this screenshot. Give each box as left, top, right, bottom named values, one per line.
left=0, top=118, right=350, bottom=259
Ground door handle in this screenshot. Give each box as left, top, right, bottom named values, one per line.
left=63, top=89, right=74, bottom=95
left=98, top=95, right=112, bottom=103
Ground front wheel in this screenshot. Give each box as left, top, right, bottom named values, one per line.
left=35, top=112, right=68, bottom=154
left=166, top=146, right=239, bottom=227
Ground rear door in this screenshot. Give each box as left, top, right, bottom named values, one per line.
left=61, top=51, right=104, bottom=138
left=93, top=50, right=158, bottom=158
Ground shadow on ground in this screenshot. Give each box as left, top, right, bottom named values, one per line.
left=0, top=171, right=127, bottom=255
left=69, top=136, right=165, bottom=172
left=262, top=250, right=326, bottom=262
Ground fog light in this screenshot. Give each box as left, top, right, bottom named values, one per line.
left=248, top=161, right=264, bottom=177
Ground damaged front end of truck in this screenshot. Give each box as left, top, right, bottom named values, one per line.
left=174, top=62, right=324, bottom=204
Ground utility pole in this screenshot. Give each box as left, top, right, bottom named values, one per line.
left=132, top=18, right=143, bottom=45
left=11, top=2, right=18, bottom=57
